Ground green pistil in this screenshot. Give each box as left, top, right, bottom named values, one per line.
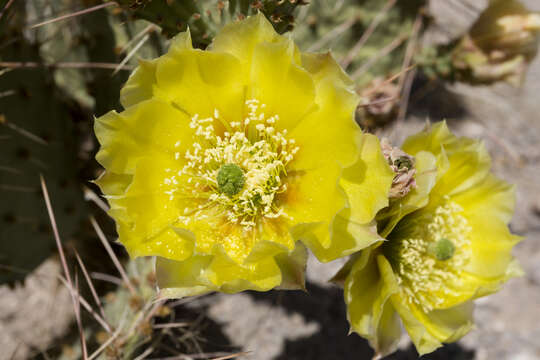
left=217, top=163, right=245, bottom=196
left=432, top=238, right=455, bottom=261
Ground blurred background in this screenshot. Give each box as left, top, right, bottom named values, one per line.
left=1, top=0, right=539, bottom=359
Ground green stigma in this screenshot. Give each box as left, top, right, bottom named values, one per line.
left=433, top=238, right=455, bottom=261
left=217, top=163, right=245, bottom=196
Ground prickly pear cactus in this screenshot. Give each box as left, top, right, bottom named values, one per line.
left=59, top=257, right=164, bottom=360
left=118, top=0, right=308, bottom=46
left=0, top=4, right=87, bottom=284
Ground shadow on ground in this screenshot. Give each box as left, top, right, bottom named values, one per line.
left=408, top=76, right=469, bottom=122
left=248, top=282, right=475, bottom=360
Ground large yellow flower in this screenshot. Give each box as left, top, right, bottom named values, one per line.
left=95, top=14, right=393, bottom=298
left=337, top=122, right=522, bottom=356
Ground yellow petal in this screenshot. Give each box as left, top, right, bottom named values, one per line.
left=248, top=39, right=317, bottom=132
left=210, top=13, right=287, bottom=70
left=119, top=30, right=194, bottom=109
left=156, top=255, right=215, bottom=299
left=290, top=76, right=359, bottom=171
left=301, top=51, right=353, bottom=87
left=285, top=162, right=345, bottom=239
left=345, top=252, right=401, bottom=355
left=205, top=249, right=282, bottom=292
left=407, top=301, right=475, bottom=354
left=340, top=134, right=393, bottom=225
left=274, top=241, right=308, bottom=290
left=154, top=48, right=245, bottom=123
left=389, top=291, right=443, bottom=355
left=111, top=156, right=196, bottom=261
left=454, top=173, right=515, bottom=223
left=431, top=144, right=491, bottom=198
left=94, top=171, right=132, bottom=196
left=94, top=98, right=194, bottom=174
left=120, top=59, right=158, bottom=109
left=180, top=206, right=294, bottom=264
left=402, top=121, right=455, bottom=156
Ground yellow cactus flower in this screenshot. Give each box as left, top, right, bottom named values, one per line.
left=94, top=14, right=393, bottom=298
left=337, top=122, right=522, bottom=356
left=452, top=0, right=540, bottom=85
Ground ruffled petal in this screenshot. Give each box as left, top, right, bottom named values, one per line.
left=119, top=30, right=193, bottom=109
left=402, top=121, right=455, bottom=157
left=406, top=300, right=475, bottom=354
left=179, top=205, right=294, bottom=264
left=300, top=133, right=393, bottom=263
left=94, top=98, right=194, bottom=174
left=210, top=13, right=288, bottom=70
left=340, top=134, right=393, bottom=225
left=389, top=292, right=443, bottom=355
left=248, top=39, right=316, bottom=132
left=274, top=241, right=308, bottom=290
left=156, top=249, right=283, bottom=298
left=154, top=47, right=245, bottom=123
left=454, top=174, right=515, bottom=223
left=289, top=75, right=359, bottom=171
left=94, top=171, right=132, bottom=196
left=301, top=52, right=353, bottom=87
left=456, top=175, right=522, bottom=281
left=110, top=156, right=196, bottom=261
left=403, top=121, right=491, bottom=198
left=120, top=59, right=158, bottom=109
left=344, top=252, right=401, bottom=356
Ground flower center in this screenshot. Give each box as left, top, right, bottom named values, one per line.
left=384, top=198, right=471, bottom=312
left=173, top=99, right=299, bottom=231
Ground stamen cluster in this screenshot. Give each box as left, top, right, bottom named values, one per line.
left=170, top=99, right=299, bottom=230
left=385, top=198, right=472, bottom=312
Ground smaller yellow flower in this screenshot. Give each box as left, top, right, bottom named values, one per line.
left=337, top=122, right=522, bottom=356
left=453, top=0, right=540, bottom=85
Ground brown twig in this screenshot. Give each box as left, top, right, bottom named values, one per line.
left=2, top=118, right=48, bottom=145
left=113, top=33, right=149, bottom=75
left=40, top=176, right=88, bottom=358
left=351, top=34, right=408, bottom=81
left=341, top=0, right=397, bottom=69
left=75, top=250, right=108, bottom=322
left=0, top=61, right=134, bottom=71
left=393, top=12, right=423, bottom=136
left=307, top=17, right=358, bottom=52
left=74, top=274, right=89, bottom=359
left=28, top=2, right=117, bottom=29
left=90, top=216, right=137, bottom=296
left=210, top=352, right=252, bottom=360
left=360, top=64, right=417, bottom=96
left=57, top=275, right=113, bottom=332
left=359, top=96, right=398, bottom=107
left=0, top=0, right=15, bottom=21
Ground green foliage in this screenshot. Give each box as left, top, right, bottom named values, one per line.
left=293, top=0, right=426, bottom=87
left=118, top=0, right=308, bottom=47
